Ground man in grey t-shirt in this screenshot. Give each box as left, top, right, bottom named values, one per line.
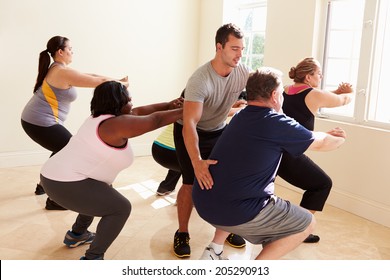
left=172, top=23, right=251, bottom=258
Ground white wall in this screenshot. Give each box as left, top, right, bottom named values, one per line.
left=198, top=0, right=224, bottom=64
left=0, top=0, right=200, bottom=167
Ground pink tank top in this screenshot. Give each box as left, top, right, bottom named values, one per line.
left=41, top=115, right=134, bottom=184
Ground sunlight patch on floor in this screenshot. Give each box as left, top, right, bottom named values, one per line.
left=116, top=179, right=176, bottom=209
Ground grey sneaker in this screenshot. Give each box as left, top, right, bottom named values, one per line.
left=156, top=186, right=175, bottom=196
left=199, top=246, right=228, bottom=260
left=63, top=230, right=95, bottom=248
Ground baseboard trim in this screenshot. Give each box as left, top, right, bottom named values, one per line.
left=327, top=189, right=390, bottom=228
left=0, top=150, right=51, bottom=168
left=278, top=181, right=390, bottom=228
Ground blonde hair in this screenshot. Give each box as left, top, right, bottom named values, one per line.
left=288, top=57, right=320, bottom=83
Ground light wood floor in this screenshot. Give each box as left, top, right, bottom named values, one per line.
left=1, top=156, right=389, bottom=260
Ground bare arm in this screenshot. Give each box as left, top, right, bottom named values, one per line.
left=183, top=101, right=217, bottom=190
left=183, top=101, right=202, bottom=162
left=305, top=83, right=353, bottom=114
left=99, top=108, right=183, bottom=146
left=132, top=97, right=183, bottom=116
left=52, top=67, right=128, bottom=88
left=308, top=127, right=346, bottom=152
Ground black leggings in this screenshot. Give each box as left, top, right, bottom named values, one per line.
left=152, top=143, right=180, bottom=172
left=277, top=153, right=332, bottom=212
left=152, top=143, right=181, bottom=189
left=21, top=119, right=72, bottom=157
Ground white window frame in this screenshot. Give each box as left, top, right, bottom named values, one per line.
left=321, top=0, right=390, bottom=130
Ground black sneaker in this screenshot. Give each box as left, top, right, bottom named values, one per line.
left=303, top=234, right=320, bottom=243
left=35, top=184, right=45, bottom=195
left=45, top=198, right=67, bottom=210
left=225, top=233, right=246, bottom=248
left=80, top=255, right=103, bottom=260
left=173, top=230, right=190, bottom=258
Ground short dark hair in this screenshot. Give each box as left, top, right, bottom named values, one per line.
left=215, top=23, right=244, bottom=49
left=246, top=67, right=283, bottom=101
left=90, top=81, right=129, bottom=117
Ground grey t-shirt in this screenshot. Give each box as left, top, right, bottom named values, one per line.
left=178, top=61, right=250, bottom=131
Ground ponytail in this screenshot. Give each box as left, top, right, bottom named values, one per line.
left=33, top=50, right=51, bottom=93
left=33, top=36, right=69, bottom=93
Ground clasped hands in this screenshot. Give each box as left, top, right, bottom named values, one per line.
left=327, top=127, right=347, bottom=139
left=169, top=97, right=184, bottom=109
left=335, top=82, right=353, bottom=94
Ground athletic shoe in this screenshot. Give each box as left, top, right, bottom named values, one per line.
left=199, top=247, right=228, bottom=260
left=35, top=184, right=45, bottom=195
left=225, top=233, right=246, bottom=248
left=63, top=230, right=95, bottom=248
left=173, top=230, right=190, bottom=258
left=303, top=234, right=320, bottom=243
left=80, top=256, right=103, bottom=260
left=156, top=186, right=175, bottom=196
left=45, top=198, right=67, bottom=210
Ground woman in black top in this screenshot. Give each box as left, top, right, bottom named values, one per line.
left=278, top=57, right=353, bottom=243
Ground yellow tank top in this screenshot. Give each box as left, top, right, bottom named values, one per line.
left=154, top=124, right=175, bottom=150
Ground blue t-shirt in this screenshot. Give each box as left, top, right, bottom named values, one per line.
left=192, top=105, right=315, bottom=226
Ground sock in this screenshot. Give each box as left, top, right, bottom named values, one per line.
left=209, top=242, right=223, bottom=255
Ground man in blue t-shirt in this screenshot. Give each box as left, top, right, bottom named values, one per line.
left=193, top=67, right=347, bottom=260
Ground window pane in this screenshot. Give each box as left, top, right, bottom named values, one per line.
left=329, top=1, right=364, bottom=29
left=327, top=31, right=355, bottom=57
left=239, top=9, right=253, bottom=31
left=252, top=33, right=265, bottom=54
left=325, top=59, right=358, bottom=86
left=252, top=6, right=267, bottom=30
left=251, top=56, right=263, bottom=70
left=322, top=0, right=364, bottom=118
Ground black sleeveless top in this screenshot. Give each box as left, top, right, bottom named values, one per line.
left=282, top=88, right=315, bottom=131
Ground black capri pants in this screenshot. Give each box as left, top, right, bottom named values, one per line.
left=151, top=143, right=182, bottom=190
left=21, top=119, right=72, bottom=156
left=277, top=152, right=332, bottom=211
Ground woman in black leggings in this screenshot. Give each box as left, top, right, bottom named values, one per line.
left=21, top=35, right=128, bottom=210
left=278, top=57, right=353, bottom=243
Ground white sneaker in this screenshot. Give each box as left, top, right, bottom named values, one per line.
left=199, top=247, right=228, bottom=260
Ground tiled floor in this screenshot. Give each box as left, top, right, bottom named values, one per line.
left=0, top=156, right=389, bottom=260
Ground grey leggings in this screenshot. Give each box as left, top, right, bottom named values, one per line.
left=40, top=175, right=131, bottom=259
